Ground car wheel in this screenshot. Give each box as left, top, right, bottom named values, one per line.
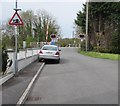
left=56, top=59, right=60, bottom=64
left=38, top=58, right=42, bottom=62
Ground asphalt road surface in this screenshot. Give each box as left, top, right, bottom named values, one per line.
left=25, top=47, right=118, bottom=104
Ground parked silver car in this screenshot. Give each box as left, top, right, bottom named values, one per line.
left=38, top=45, right=61, bottom=63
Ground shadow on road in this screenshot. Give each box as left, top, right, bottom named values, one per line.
left=60, top=58, right=70, bottom=64
left=44, top=58, right=70, bottom=65
left=44, top=60, right=58, bottom=64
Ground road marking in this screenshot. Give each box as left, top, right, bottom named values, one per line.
left=16, top=62, right=45, bottom=106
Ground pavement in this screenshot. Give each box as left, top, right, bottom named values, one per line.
left=2, top=61, right=44, bottom=105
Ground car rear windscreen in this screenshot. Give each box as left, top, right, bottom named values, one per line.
left=42, top=46, right=57, bottom=51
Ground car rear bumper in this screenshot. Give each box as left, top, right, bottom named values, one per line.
left=38, top=55, right=60, bottom=60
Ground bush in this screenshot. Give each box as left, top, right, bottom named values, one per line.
left=109, top=46, right=119, bottom=54
left=94, top=46, right=110, bottom=53
left=2, top=46, right=9, bottom=75
left=109, top=33, right=120, bottom=54
left=81, top=41, right=86, bottom=51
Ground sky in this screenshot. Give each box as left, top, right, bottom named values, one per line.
left=0, top=0, right=86, bottom=38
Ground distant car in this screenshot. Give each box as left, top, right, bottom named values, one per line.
left=38, top=45, right=61, bottom=63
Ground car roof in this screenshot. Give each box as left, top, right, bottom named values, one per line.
left=43, top=45, right=58, bottom=47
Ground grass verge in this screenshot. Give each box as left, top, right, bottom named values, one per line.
left=79, top=50, right=119, bottom=60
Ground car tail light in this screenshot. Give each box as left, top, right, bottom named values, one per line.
left=39, top=50, right=43, bottom=54
left=55, top=52, right=59, bottom=55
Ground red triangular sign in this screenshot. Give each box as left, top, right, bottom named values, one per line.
left=9, top=11, right=23, bottom=25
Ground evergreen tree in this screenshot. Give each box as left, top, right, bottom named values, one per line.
left=75, top=2, right=120, bottom=53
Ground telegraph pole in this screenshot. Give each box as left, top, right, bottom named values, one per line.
left=85, top=1, right=88, bottom=51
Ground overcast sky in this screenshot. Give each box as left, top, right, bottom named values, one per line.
left=1, top=0, right=86, bottom=38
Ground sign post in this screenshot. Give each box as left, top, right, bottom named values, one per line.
left=14, top=25, right=18, bottom=75
left=9, top=0, right=23, bottom=76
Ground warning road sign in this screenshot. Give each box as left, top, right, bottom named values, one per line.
left=9, top=11, right=23, bottom=25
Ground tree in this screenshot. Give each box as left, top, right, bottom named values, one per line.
left=75, top=2, right=120, bottom=53
left=2, top=9, right=61, bottom=49
left=75, top=6, right=86, bottom=33
left=34, top=9, right=60, bottom=42
left=19, top=10, right=34, bottom=37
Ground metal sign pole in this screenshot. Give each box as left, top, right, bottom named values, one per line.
left=9, top=0, right=23, bottom=76
left=13, top=0, right=21, bottom=76
left=15, top=0, right=18, bottom=76
left=14, top=0, right=18, bottom=76
left=14, top=25, right=18, bottom=76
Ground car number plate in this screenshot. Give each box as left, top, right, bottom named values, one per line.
left=46, top=52, right=52, bottom=54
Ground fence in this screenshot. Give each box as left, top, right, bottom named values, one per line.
left=0, top=48, right=39, bottom=85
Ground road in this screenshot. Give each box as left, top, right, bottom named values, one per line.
left=25, top=47, right=118, bottom=104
